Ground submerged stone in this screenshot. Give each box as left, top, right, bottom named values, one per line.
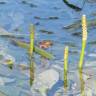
left=31, top=69, right=59, bottom=95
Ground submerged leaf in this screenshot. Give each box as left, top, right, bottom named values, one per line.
left=11, top=39, right=54, bottom=59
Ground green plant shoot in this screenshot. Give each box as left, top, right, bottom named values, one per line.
left=64, top=46, right=69, bottom=88
left=79, top=15, right=87, bottom=69
left=29, top=24, right=35, bottom=86
left=29, top=24, right=35, bottom=57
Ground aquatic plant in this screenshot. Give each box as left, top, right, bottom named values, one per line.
left=29, top=24, right=35, bottom=56
left=64, top=46, right=69, bottom=88
left=29, top=24, right=35, bottom=85
left=79, top=15, right=87, bottom=69
left=11, top=39, right=54, bottom=59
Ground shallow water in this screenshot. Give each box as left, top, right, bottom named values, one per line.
left=0, top=0, right=96, bottom=96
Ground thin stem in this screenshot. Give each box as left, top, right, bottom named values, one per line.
left=29, top=24, right=35, bottom=86
left=29, top=24, right=35, bottom=56
left=64, top=46, right=69, bottom=88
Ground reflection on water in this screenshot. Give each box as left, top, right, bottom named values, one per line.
left=64, top=71, right=67, bottom=89
left=79, top=69, right=85, bottom=96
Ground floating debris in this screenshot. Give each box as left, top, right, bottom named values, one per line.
left=39, top=40, right=53, bottom=49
